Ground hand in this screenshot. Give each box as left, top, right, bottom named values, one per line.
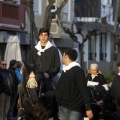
left=40, top=93, right=45, bottom=98
left=44, top=72, right=49, bottom=78
left=97, top=100, right=103, bottom=106
left=86, top=110, right=93, bottom=120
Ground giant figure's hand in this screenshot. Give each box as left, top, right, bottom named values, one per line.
left=44, top=72, right=49, bottom=78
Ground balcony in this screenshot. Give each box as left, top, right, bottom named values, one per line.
left=0, top=1, right=25, bottom=31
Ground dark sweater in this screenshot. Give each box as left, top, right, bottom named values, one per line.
left=46, top=66, right=91, bottom=112
left=28, top=46, right=60, bottom=79
left=0, top=68, right=9, bottom=92
left=0, top=68, right=13, bottom=95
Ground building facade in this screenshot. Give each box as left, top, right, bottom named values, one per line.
left=74, top=0, right=120, bottom=72
left=0, top=0, right=75, bottom=62
left=0, top=0, right=28, bottom=61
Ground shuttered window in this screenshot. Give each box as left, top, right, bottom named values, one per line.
left=88, top=35, right=96, bottom=60
left=33, top=0, right=42, bottom=15
left=75, top=0, right=101, bottom=18
left=62, top=2, right=69, bottom=21
left=99, top=33, right=107, bottom=61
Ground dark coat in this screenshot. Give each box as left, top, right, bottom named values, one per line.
left=8, top=67, right=18, bottom=92
left=0, top=68, right=13, bottom=95
left=86, top=73, right=106, bottom=85
left=111, top=75, right=120, bottom=109
left=28, top=46, right=60, bottom=79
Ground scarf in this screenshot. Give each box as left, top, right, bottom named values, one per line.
left=63, top=61, right=80, bottom=73
left=35, top=41, right=53, bottom=56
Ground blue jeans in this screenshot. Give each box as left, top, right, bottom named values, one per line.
left=59, top=106, right=82, bottom=120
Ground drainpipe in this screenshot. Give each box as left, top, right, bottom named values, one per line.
left=30, top=0, right=34, bottom=49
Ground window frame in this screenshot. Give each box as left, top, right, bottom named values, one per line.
left=33, top=0, right=42, bottom=15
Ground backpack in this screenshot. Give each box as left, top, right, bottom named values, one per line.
left=0, top=70, right=14, bottom=96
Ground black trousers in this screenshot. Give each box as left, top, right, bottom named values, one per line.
left=42, top=77, right=59, bottom=119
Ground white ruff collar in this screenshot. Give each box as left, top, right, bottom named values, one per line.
left=91, top=74, right=98, bottom=79
left=63, top=61, right=80, bottom=72
left=35, top=41, right=53, bottom=56
left=118, top=73, right=120, bottom=76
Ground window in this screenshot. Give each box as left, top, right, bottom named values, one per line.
left=108, top=0, right=112, bottom=4
left=33, top=0, right=42, bottom=15
left=4, top=0, right=42, bottom=15
left=88, top=36, right=96, bottom=60
left=0, top=44, right=6, bottom=60
left=3, top=0, right=20, bottom=5
left=101, top=0, right=113, bottom=21
left=14, top=0, right=20, bottom=5
left=114, top=44, right=118, bottom=61
left=75, top=0, right=100, bottom=18
left=62, top=2, right=69, bottom=21
left=101, top=0, right=112, bottom=5
left=21, top=45, right=28, bottom=62
left=99, top=33, right=107, bottom=61
left=112, top=0, right=120, bottom=21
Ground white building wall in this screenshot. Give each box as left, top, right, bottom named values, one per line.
left=96, top=35, right=100, bottom=62
left=106, top=32, right=111, bottom=62
left=84, top=41, right=88, bottom=62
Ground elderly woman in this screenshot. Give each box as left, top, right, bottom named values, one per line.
left=86, top=64, right=108, bottom=120
left=86, top=63, right=107, bottom=87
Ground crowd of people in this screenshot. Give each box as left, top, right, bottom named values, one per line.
left=0, top=27, right=120, bottom=120
left=0, top=59, right=23, bottom=120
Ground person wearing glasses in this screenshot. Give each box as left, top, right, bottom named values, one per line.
left=0, top=59, right=13, bottom=120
